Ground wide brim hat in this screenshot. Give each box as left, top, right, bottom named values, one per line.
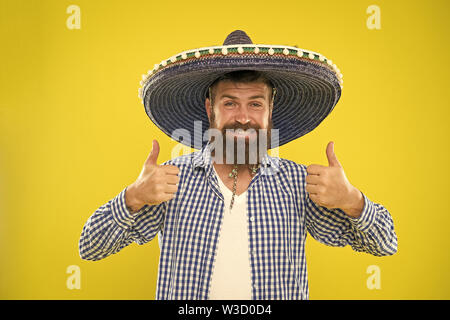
left=138, top=30, right=343, bottom=149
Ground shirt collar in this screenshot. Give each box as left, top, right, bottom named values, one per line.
left=192, top=141, right=281, bottom=176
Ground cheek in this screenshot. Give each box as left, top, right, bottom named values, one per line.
left=213, top=109, right=233, bottom=126
left=259, top=110, right=271, bottom=128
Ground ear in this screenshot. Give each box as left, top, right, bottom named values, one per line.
left=269, top=102, right=273, bottom=120
left=205, top=98, right=212, bottom=120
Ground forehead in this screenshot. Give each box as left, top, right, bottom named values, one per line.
left=214, top=81, right=271, bottom=99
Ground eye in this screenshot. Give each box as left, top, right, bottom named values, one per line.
left=224, top=101, right=235, bottom=107
left=250, top=102, right=262, bottom=108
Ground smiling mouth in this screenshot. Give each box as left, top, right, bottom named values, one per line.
left=227, top=129, right=257, bottom=138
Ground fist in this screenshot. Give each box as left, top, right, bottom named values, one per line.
left=306, top=141, right=354, bottom=210
left=126, top=140, right=180, bottom=212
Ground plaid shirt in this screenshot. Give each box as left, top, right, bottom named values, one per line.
left=79, top=143, right=397, bottom=299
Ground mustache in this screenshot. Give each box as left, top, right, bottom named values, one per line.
left=221, top=123, right=262, bottom=131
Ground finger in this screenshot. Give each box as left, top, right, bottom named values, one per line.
left=150, top=193, right=175, bottom=204
left=162, top=165, right=180, bottom=175
left=145, top=140, right=160, bottom=166
left=160, top=193, right=176, bottom=203
left=165, top=175, right=180, bottom=185
left=326, top=141, right=342, bottom=168
left=309, top=193, right=317, bottom=200
left=308, top=193, right=321, bottom=204
left=306, top=164, right=326, bottom=175
left=306, top=184, right=321, bottom=194
left=305, top=174, right=321, bottom=185
left=163, top=184, right=179, bottom=193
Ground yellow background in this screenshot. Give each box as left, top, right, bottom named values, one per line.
left=0, top=0, right=449, bottom=299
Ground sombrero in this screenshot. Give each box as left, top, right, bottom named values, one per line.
left=138, top=30, right=343, bottom=149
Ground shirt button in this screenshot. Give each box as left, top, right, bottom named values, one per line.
left=249, top=216, right=255, bottom=222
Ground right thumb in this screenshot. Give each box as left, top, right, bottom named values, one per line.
left=146, top=139, right=160, bottom=165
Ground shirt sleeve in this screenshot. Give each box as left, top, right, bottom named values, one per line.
left=79, top=186, right=165, bottom=261
left=299, top=166, right=398, bottom=256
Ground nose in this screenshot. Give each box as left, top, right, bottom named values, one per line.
left=235, top=106, right=250, bottom=125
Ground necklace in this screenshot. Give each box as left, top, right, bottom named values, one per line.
left=228, top=164, right=259, bottom=211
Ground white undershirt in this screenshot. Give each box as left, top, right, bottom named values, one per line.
left=209, top=167, right=252, bottom=300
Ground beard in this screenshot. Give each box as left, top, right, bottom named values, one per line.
left=208, top=111, right=273, bottom=165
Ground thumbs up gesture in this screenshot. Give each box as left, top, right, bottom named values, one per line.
left=125, top=140, right=180, bottom=213
left=306, top=141, right=364, bottom=218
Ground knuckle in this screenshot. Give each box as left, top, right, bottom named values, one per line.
left=154, top=184, right=163, bottom=193
left=156, top=192, right=166, bottom=200
left=152, top=169, right=163, bottom=178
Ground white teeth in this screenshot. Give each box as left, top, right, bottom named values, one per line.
left=233, top=129, right=255, bottom=136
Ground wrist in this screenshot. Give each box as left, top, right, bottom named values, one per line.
left=341, top=186, right=364, bottom=218
left=125, top=183, right=145, bottom=213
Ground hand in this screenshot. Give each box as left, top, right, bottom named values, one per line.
left=125, top=140, right=180, bottom=212
left=306, top=141, right=364, bottom=218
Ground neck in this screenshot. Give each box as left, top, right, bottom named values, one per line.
left=212, top=161, right=258, bottom=206
left=213, top=162, right=260, bottom=184
left=213, top=162, right=258, bottom=172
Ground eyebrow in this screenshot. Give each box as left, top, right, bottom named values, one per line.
left=219, top=94, right=267, bottom=100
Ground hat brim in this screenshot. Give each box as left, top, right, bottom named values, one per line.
left=141, top=46, right=342, bottom=149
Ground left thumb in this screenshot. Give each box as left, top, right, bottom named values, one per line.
left=326, top=141, right=342, bottom=167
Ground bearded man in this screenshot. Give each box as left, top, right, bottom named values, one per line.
left=79, top=30, right=397, bottom=300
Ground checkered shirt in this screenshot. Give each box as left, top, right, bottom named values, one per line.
left=79, top=143, right=397, bottom=299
